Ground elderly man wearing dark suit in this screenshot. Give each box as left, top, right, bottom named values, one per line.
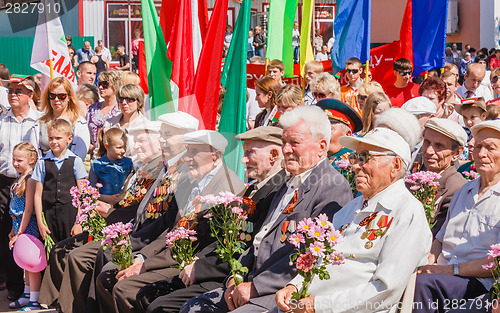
left=50, top=112, right=200, bottom=313
left=181, top=106, right=353, bottom=313
left=135, top=126, right=288, bottom=313
left=38, top=120, right=168, bottom=311
left=421, top=118, right=467, bottom=238
left=95, top=130, right=245, bottom=313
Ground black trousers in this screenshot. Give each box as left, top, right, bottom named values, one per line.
left=136, top=276, right=223, bottom=313
left=0, top=175, right=23, bottom=294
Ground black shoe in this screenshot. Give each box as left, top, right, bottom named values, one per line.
left=7, top=290, right=23, bottom=301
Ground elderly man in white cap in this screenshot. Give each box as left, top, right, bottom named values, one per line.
left=275, top=127, right=432, bottom=313
left=402, top=96, right=437, bottom=128
left=95, top=130, right=245, bottom=313
left=421, top=118, right=467, bottom=238
left=414, top=120, right=500, bottom=313
left=39, top=121, right=166, bottom=311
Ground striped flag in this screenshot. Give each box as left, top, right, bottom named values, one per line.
left=266, top=0, right=299, bottom=77
left=299, top=0, right=315, bottom=76
left=330, top=0, right=371, bottom=74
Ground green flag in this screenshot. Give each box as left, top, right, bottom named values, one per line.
left=219, top=0, right=252, bottom=180
left=141, top=0, right=175, bottom=120
left=266, top=0, right=298, bottom=77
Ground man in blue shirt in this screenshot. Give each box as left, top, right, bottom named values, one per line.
left=76, top=41, right=95, bottom=64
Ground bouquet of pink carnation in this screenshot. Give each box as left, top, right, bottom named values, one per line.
left=288, top=214, right=345, bottom=300
left=72, top=180, right=106, bottom=241
left=200, top=192, right=248, bottom=286
left=165, top=227, right=198, bottom=270
left=101, top=222, right=133, bottom=270
left=482, top=243, right=500, bottom=300
left=335, top=159, right=357, bottom=195
left=405, top=171, right=441, bottom=228
left=462, top=170, right=480, bottom=181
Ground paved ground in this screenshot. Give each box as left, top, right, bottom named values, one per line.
left=0, top=289, right=56, bottom=312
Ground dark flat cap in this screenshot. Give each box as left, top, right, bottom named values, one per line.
left=235, top=126, right=283, bottom=145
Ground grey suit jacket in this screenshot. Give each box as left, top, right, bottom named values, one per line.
left=240, top=159, right=353, bottom=309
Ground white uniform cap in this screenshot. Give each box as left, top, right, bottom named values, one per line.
left=157, top=112, right=199, bottom=132
left=127, top=121, right=162, bottom=136
left=402, top=96, right=437, bottom=115
left=182, top=130, right=228, bottom=153
left=339, top=128, right=411, bottom=166
left=424, top=118, right=467, bottom=147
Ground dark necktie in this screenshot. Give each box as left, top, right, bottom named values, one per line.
left=465, top=90, right=473, bottom=98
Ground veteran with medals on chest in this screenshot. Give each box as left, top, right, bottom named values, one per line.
left=275, top=127, right=432, bottom=313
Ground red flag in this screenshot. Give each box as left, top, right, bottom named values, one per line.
left=138, top=41, right=148, bottom=94
left=191, top=0, right=229, bottom=130
left=370, top=41, right=401, bottom=90
left=397, top=0, right=413, bottom=62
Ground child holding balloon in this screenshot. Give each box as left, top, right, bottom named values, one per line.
left=8, top=142, right=42, bottom=311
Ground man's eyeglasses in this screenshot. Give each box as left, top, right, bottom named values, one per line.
left=348, top=150, right=397, bottom=164
left=98, top=81, right=110, bottom=89
left=8, top=89, right=30, bottom=96
left=398, top=71, right=412, bottom=77
left=118, top=97, right=137, bottom=104
left=346, top=69, right=359, bottom=74
left=492, top=76, right=499, bottom=84
left=48, top=92, right=68, bottom=101
left=357, top=95, right=368, bottom=101
left=312, top=92, right=327, bottom=99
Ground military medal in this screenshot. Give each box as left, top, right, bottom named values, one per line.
left=280, top=221, right=290, bottom=242
left=364, top=241, right=373, bottom=249
left=245, top=234, right=252, bottom=241
left=360, top=231, right=369, bottom=240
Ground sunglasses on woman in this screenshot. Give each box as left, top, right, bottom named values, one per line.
left=312, top=92, right=327, bottom=99
left=118, top=97, right=137, bottom=103
left=98, top=81, right=110, bottom=89
left=48, top=92, right=68, bottom=101
left=492, top=76, right=499, bottom=84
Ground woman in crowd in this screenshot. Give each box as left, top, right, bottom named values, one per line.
left=309, top=72, right=341, bottom=102
left=30, top=77, right=90, bottom=160
left=359, top=92, right=392, bottom=136
left=86, top=70, right=122, bottom=156
left=419, top=77, right=447, bottom=118
left=75, top=84, right=99, bottom=115
left=357, top=81, right=384, bottom=112
left=275, top=84, right=303, bottom=116
left=253, top=76, right=282, bottom=127
left=101, top=84, right=149, bottom=161
left=487, top=67, right=500, bottom=105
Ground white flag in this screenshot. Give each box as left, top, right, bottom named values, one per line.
left=30, top=0, right=77, bottom=88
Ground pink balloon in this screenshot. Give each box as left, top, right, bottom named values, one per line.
left=13, top=234, right=47, bottom=272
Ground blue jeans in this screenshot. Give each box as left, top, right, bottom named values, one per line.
left=293, top=45, right=299, bottom=63
left=254, top=48, right=264, bottom=58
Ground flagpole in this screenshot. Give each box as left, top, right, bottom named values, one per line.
left=49, top=59, right=54, bottom=79
left=365, top=61, right=369, bottom=83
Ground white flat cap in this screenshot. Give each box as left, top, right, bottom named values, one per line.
left=127, top=121, right=161, bottom=136
left=157, top=111, right=199, bottom=132
left=402, top=96, right=437, bottom=115
left=471, top=120, right=500, bottom=138
left=424, top=118, right=467, bottom=147
left=339, top=128, right=411, bottom=166
left=183, top=130, right=228, bottom=153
